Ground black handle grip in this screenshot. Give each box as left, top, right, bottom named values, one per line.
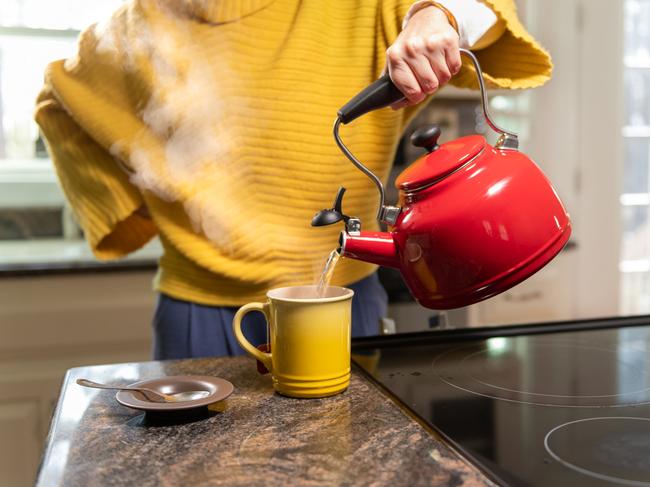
left=337, top=74, right=405, bottom=124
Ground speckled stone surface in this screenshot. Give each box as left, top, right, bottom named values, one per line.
left=37, top=357, right=494, bottom=487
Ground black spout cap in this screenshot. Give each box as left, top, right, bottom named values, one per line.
left=311, top=187, right=349, bottom=227
left=311, top=209, right=344, bottom=227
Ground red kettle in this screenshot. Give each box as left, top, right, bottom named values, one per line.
left=312, top=49, right=571, bottom=310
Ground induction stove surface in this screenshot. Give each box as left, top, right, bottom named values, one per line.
left=353, top=319, right=650, bottom=486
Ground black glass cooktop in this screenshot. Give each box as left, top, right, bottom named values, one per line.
left=352, top=317, right=650, bottom=486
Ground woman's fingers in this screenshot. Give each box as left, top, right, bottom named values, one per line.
left=386, top=45, right=426, bottom=106
left=445, top=40, right=463, bottom=76
left=405, top=38, right=440, bottom=96
left=387, top=43, right=453, bottom=107
left=385, top=5, right=461, bottom=108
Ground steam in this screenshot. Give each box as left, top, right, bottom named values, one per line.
left=79, top=0, right=255, bottom=252
left=94, top=17, right=118, bottom=56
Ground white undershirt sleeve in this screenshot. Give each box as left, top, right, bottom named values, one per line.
left=403, top=0, right=507, bottom=50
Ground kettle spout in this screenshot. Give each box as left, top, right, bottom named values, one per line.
left=339, top=231, right=400, bottom=269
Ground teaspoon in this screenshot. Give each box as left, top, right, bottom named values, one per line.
left=76, top=378, right=210, bottom=403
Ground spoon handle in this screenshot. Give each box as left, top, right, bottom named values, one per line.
left=76, top=378, right=124, bottom=391
left=76, top=378, right=169, bottom=402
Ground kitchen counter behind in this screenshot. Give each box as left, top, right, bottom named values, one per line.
left=38, top=356, right=494, bottom=486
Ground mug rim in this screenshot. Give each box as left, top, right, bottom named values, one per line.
left=267, top=285, right=354, bottom=303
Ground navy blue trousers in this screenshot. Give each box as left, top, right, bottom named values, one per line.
left=152, top=273, right=387, bottom=360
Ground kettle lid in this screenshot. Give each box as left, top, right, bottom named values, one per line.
left=396, top=131, right=486, bottom=192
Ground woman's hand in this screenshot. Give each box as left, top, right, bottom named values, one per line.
left=386, top=6, right=461, bottom=109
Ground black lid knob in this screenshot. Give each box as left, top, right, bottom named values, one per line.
left=410, top=125, right=441, bottom=153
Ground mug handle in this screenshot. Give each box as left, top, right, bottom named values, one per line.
left=233, top=302, right=272, bottom=373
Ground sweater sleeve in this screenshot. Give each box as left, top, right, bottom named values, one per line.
left=450, top=0, right=552, bottom=89
left=35, top=85, right=157, bottom=260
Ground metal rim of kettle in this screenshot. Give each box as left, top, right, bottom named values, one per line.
left=333, top=48, right=519, bottom=226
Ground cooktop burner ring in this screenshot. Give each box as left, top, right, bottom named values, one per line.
left=544, top=417, right=650, bottom=486
left=464, top=345, right=648, bottom=399
left=432, top=340, right=650, bottom=407
left=435, top=379, right=650, bottom=408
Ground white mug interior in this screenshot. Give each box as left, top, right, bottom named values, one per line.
left=267, top=285, right=353, bottom=303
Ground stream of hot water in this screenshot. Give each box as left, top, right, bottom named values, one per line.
left=316, top=250, right=340, bottom=297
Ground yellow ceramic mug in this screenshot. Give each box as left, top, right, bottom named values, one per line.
left=233, top=285, right=354, bottom=398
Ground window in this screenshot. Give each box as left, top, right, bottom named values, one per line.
left=0, top=0, right=160, bottom=267
left=621, top=0, right=650, bottom=314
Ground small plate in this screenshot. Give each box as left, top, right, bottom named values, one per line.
left=115, top=375, right=234, bottom=411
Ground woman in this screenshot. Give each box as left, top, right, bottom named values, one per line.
left=35, top=0, right=551, bottom=359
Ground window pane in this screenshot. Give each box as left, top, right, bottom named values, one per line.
left=0, top=0, right=124, bottom=30
left=622, top=0, right=650, bottom=316
left=620, top=271, right=650, bottom=314
left=0, top=35, right=77, bottom=160
left=623, top=138, right=650, bottom=193
left=0, top=2, right=148, bottom=264
left=621, top=205, right=650, bottom=261
left=624, top=69, right=650, bottom=126
left=624, top=0, right=650, bottom=66
left=490, top=96, right=517, bottom=112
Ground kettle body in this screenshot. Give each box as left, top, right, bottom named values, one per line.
left=339, top=136, right=571, bottom=309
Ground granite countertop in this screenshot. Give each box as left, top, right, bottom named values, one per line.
left=37, top=356, right=494, bottom=487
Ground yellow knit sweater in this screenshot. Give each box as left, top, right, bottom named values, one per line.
left=35, top=0, right=551, bottom=306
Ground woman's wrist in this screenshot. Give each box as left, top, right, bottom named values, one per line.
left=403, top=1, right=459, bottom=34
left=408, top=0, right=505, bottom=50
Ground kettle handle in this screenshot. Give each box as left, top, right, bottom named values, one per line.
left=337, top=49, right=517, bottom=148
left=337, top=74, right=402, bottom=124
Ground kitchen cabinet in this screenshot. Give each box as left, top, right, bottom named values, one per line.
left=467, top=248, right=577, bottom=326
left=0, top=270, right=155, bottom=486
left=0, top=400, right=41, bottom=487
